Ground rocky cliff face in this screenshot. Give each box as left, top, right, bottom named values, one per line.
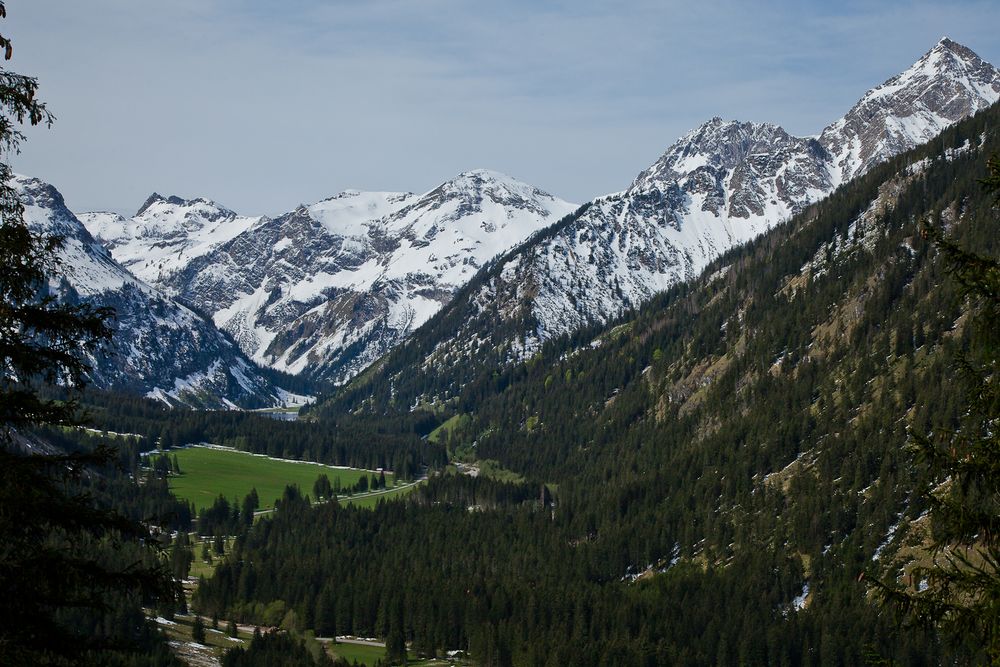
left=18, top=175, right=283, bottom=408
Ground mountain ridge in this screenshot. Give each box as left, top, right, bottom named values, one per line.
left=82, top=169, right=577, bottom=384
left=327, top=38, right=999, bottom=411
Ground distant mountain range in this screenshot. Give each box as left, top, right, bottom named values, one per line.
left=81, top=170, right=575, bottom=384
left=20, top=37, right=998, bottom=407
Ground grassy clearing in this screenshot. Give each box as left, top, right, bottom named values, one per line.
left=326, top=641, right=386, bottom=665
left=325, top=641, right=455, bottom=667
left=427, top=413, right=469, bottom=445
left=161, top=446, right=391, bottom=512
left=429, top=413, right=482, bottom=462
left=341, top=481, right=422, bottom=509
left=475, top=459, right=525, bottom=483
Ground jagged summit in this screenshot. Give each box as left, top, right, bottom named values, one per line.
left=80, top=192, right=262, bottom=285
left=135, top=192, right=233, bottom=217
left=631, top=119, right=823, bottom=197
left=819, top=37, right=1000, bottom=184
left=635, top=38, right=999, bottom=197
left=135, top=192, right=164, bottom=216
left=933, top=35, right=984, bottom=61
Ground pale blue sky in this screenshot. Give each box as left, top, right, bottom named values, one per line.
left=7, top=1, right=1000, bottom=215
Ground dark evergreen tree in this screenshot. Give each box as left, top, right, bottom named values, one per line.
left=385, top=597, right=407, bottom=665
left=314, top=473, right=332, bottom=500
left=242, top=487, right=259, bottom=527
left=170, top=536, right=193, bottom=580
left=191, top=616, right=206, bottom=645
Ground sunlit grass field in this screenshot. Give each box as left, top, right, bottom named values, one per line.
left=159, top=445, right=391, bottom=511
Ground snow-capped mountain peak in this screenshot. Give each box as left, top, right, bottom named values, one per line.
left=79, top=192, right=264, bottom=287
left=820, top=36, right=1000, bottom=185
left=631, top=119, right=826, bottom=201
left=385, top=169, right=571, bottom=242
left=433, top=168, right=551, bottom=205
left=135, top=192, right=233, bottom=218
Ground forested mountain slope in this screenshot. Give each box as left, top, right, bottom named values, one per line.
left=198, top=99, right=999, bottom=664
left=326, top=38, right=999, bottom=414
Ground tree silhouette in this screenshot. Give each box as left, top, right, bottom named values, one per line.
left=0, top=4, right=178, bottom=664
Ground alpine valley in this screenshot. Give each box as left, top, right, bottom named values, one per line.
left=199, top=70, right=1000, bottom=666
left=8, top=30, right=1000, bottom=667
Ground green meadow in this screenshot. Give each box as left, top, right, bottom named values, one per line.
left=324, top=641, right=455, bottom=667
left=325, top=641, right=386, bottom=666
left=158, top=446, right=391, bottom=512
